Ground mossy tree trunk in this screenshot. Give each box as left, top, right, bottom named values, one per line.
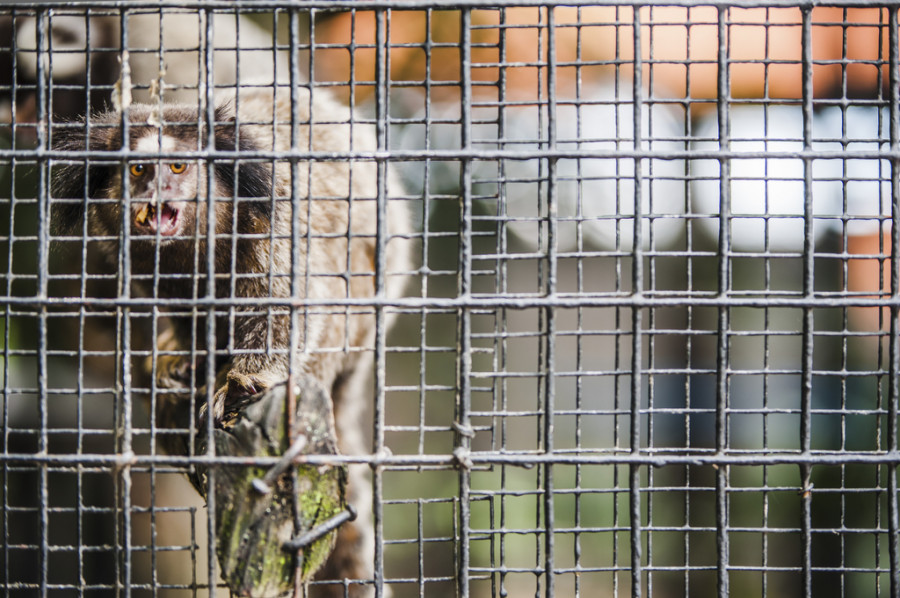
left=161, top=379, right=346, bottom=597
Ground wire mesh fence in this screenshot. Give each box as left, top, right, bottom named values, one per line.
left=1, top=2, right=899, bottom=597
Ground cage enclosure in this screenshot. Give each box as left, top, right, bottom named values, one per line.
left=1, top=2, right=899, bottom=597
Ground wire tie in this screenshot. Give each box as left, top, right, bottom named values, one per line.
left=452, top=421, right=475, bottom=438
left=251, top=433, right=309, bottom=495
left=373, top=446, right=393, bottom=465
left=453, top=446, right=473, bottom=470
left=800, top=482, right=815, bottom=499
left=283, top=505, right=358, bottom=551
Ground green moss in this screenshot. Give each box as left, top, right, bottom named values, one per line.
left=195, top=384, right=346, bottom=596
left=210, top=444, right=345, bottom=595
left=295, top=465, right=345, bottom=579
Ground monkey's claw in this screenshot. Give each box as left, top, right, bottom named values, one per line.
left=208, top=370, right=271, bottom=425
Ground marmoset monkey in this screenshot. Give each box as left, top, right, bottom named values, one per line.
left=50, top=87, right=412, bottom=597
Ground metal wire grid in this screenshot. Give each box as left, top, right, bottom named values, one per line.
left=1, top=2, right=899, bottom=597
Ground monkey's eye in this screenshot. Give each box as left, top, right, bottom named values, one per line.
left=169, top=163, right=187, bottom=174
left=129, top=164, right=146, bottom=177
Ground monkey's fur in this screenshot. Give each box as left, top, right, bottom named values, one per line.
left=51, top=88, right=412, bottom=597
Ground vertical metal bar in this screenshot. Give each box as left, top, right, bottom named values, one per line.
left=35, top=8, right=50, bottom=598
left=417, top=8, right=433, bottom=458
left=288, top=9, right=305, bottom=594
left=374, top=8, right=390, bottom=597
left=612, top=10, right=623, bottom=596
left=572, top=9, right=584, bottom=598
left=714, top=8, right=731, bottom=598
left=228, top=11, right=241, bottom=363
left=875, top=13, right=892, bottom=597
left=682, top=9, right=696, bottom=597
left=643, top=9, right=656, bottom=597
left=456, top=8, right=473, bottom=598
left=760, top=13, right=774, bottom=598
left=887, top=8, right=900, bottom=598
left=190, top=505, right=198, bottom=597
left=875, top=13, right=888, bottom=597
left=544, top=7, right=558, bottom=598
left=3, top=11, right=19, bottom=592
left=418, top=499, right=425, bottom=595
left=76, top=17, right=90, bottom=589
left=114, top=7, right=135, bottom=596
left=417, top=179, right=433, bottom=595
left=259, top=9, right=277, bottom=386
left=837, top=14, right=851, bottom=595
left=202, top=8, right=218, bottom=595
left=149, top=11, right=165, bottom=597
left=629, top=6, right=645, bottom=598
left=496, top=11, right=510, bottom=597
left=534, top=11, right=548, bottom=597
left=799, top=8, right=815, bottom=598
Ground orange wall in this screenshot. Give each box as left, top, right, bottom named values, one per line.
left=313, top=7, right=893, bottom=106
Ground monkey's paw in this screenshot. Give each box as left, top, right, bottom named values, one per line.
left=206, top=370, right=271, bottom=425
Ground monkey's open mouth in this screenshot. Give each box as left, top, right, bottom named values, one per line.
left=134, top=202, right=181, bottom=237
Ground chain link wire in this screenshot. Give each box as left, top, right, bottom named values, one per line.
left=1, top=3, right=899, bottom=596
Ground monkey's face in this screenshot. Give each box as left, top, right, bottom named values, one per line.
left=127, top=134, right=206, bottom=242
left=129, top=161, right=200, bottom=238
left=52, top=103, right=272, bottom=264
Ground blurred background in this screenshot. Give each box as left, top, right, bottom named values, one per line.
left=0, top=4, right=897, bottom=597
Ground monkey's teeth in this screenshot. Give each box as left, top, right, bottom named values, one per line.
left=134, top=202, right=180, bottom=236
left=157, top=203, right=180, bottom=236
left=135, top=203, right=155, bottom=227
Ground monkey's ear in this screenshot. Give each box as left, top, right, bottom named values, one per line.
left=49, top=117, right=118, bottom=235
left=49, top=168, right=87, bottom=237
left=213, top=109, right=273, bottom=216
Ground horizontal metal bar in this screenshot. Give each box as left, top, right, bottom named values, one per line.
left=5, top=293, right=900, bottom=310
left=5, top=450, right=900, bottom=468
left=2, top=0, right=899, bottom=9
left=7, top=147, right=900, bottom=162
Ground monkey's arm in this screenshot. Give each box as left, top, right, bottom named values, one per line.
left=211, top=303, right=352, bottom=423
left=207, top=198, right=371, bottom=424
